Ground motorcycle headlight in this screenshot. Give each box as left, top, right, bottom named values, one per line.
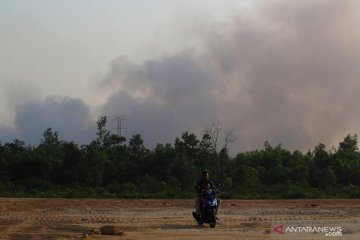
left=209, top=199, right=217, bottom=206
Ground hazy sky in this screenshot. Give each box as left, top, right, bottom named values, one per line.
left=1, top=0, right=360, bottom=153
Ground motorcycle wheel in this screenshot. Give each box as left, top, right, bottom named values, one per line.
left=193, top=211, right=203, bottom=226
left=209, top=215, right=216, bottom=228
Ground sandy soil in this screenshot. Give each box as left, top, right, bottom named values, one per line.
left=0, top=198, right=359, bottom=239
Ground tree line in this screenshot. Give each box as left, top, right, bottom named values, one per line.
left=0, top=116, right=359, bottom=198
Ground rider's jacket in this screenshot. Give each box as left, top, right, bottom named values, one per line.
left=195, top=179, right=215, bottom=196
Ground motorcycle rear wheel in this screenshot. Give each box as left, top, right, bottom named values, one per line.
left=209, top=216, right=216, bottom=228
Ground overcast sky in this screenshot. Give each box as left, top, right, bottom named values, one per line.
left=1, top=0, right=360, bottom=154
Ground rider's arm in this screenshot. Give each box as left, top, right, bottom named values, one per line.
left=209, top=180, right=216, bottom=190
left=195, top=181, right=201, bottom=195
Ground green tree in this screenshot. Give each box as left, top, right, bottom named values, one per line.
left=143, top=143, right=175, bottom=181
left=174, top=131, right=199, bottom=160
left=96, top=116, right=110, bottom=148
left=339, top=134, right=358, bottom=152
left=129, top=134, right=146, bottom=167
left=313, top=143, right=331, bottom=169
left=81, top=142, right=106, bottom=186
left=58, top=141, right=82, bottom=186
left=333, top=134, right=360, bottom=185
left=233, top=165, right=260, bottom=187
left=37, top=128, right=64, bottom=181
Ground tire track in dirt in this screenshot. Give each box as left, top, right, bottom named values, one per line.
left=0, top=199, right=359, bottom=239
left=0, top=218, right=33, bottom=240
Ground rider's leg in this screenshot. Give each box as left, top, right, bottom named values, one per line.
left=195, top=196, right=201, bottom=216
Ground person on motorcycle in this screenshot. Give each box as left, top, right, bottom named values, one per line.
left=201, top=183, right=216, bottom=199
left=194, top=170, right=221, bottom=218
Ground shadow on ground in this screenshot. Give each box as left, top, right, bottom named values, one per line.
left=161, top=224, right=204, bottom=230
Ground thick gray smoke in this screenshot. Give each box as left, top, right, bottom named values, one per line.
left=2, top=0, right=360, bottom=153
left=206, top=0, right=360, bottom=150
left=100, top=53, right=218, bottom=146
left=99, top=0, right=360, bottom=152
left=0, top=97, right=95, bottom=145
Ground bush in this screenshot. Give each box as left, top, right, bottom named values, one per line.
left=17, top=178, right=55, bottom=191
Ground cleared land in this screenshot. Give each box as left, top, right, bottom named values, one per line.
left=0, top=198, right=359, bottom=239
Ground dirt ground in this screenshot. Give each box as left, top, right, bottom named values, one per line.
left=0, top=198, right=359, bottom=240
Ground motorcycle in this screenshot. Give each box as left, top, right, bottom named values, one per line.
left=192, top=190, right=218, bottom=228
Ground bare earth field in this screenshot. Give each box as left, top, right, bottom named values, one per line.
left=0, top=198, right=359, bottom=240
